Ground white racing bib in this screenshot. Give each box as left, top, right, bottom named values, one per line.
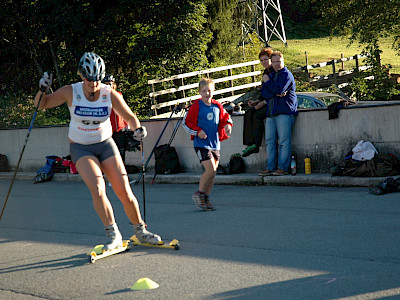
left=68, top=82, right=113, bottom=145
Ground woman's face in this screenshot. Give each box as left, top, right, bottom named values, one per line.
left=81, top=75, right=101, bottom=93
left=271, top=55, right=284, bottom=72
left=259, top=55, right=271, bottom=69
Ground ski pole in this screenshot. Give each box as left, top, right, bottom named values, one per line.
left=150, top=107, right=187, bottom=184
left=0, top=91, right=44, bottom=221
left=140, top=139, right=146, bottom=222
left=133, top=105, right=182, bottom=185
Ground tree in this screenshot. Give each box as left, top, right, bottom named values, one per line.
left=0, top=0, right=215, bottom=125
left=318, top=0, right=400, bottom=53
left=316, top=0, right=400, bottom=100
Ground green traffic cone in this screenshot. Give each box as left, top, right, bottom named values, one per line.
left=130, top=278, right=159, bottom=290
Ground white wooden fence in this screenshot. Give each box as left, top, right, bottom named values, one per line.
left=148, top=60, right=262, bottom=117
left=292, top=53, right=372, bottom=89
left=148, top=52, right=373, bottom=117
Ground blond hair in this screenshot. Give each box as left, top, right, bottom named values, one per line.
left=271, top=50, right=283, bottom=59
left=198, top=78, right=214, bottom=90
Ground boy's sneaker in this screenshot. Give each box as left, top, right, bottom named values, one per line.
left=133, top=222, right=162, bottom=245
left=204, top=194, right=216, bottom=211
left=192, top=191, right=207, bottom=211
left=104, top=223, right=123, bottom=251
left=272, top=169, right=288, bottom=176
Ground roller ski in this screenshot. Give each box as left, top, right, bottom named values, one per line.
left=130, top=235, right=180, bottom=250
left=130, top=222, right=180, bottom=250
left=88, top=240, right=130, bottom=263
left=88, top=223, right=130, bottom=263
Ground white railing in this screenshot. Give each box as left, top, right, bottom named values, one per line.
left=148, top=60, right=262, bottom=117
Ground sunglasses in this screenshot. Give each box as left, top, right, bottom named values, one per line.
left=84, top=78, right=101, bottom=83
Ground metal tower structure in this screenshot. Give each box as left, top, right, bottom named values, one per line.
left=241, top=0, right=287, bottom=47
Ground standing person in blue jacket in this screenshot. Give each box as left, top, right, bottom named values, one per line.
left=259, top=51, right=297, bottom=176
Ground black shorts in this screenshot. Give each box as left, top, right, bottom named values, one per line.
left=194, top=147, right=220, bottom=162
left=70, top=138, right=119, bottom=164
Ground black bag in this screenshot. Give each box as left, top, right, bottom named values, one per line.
left=154, top=144, right=181, bottom=174
left=126, top=165, right=140, bottom=174
left=332, top=152, right=400, bottom=177
left=374, top=153, right=400, bottom=177
left=228, top=154, right=246, bottom=174
left=0, top=154, right=10, bottom=172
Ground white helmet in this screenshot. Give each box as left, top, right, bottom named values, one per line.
left=78, top=52, right=105, bottom=81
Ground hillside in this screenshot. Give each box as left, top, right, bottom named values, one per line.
left=269, top=36, right=400, bottom=74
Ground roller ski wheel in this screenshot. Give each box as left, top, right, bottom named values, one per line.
left=87, top=240, right=130, bottom=263
left=130, top=235, right=180, bottom=250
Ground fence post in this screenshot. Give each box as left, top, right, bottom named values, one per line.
left=377, top=53, right=381, bottom=67
left=180, top=78, right=186, bottom=99
left=251, top=63, right=256, bottom=83
left=341, top=53, right=344, bottom=71
left=332, top=59, right=336, bottom=85
left=150, top=83, right=157, bottom=116
left=355, top=54, right=360, bottom=72
left=228, top=68, right=234, bottom=96
left=305, top=51, right=310, bottom=82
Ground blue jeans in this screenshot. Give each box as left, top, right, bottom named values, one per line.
left=265, top=115, right=295, bottom=172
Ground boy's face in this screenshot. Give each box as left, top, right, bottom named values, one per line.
left=271, top=55, right=284, bottom=72
left=199, top=84, right=214, bottom=102
left=259, top=55, right=271, bottom=69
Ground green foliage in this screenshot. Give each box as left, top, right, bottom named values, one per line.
left=0, top=93, right=69, bottom=128
left=349, top=48, right=400, bottom=101
left=2, top=0, right=400, bottom=128
left=320, top=0, right=400, bottom=53
left=206, top=0, right=242, bottom=65
left=1, top=0, right=225, bottom=127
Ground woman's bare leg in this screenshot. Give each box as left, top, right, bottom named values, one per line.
left=101, top=154, right=161, bottom=244
left=75, top=156, right=115, bottom=226
left=101, top=154, right=142, bottom=225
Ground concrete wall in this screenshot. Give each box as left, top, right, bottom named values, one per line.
left=1, top=103, right=400, bottom=173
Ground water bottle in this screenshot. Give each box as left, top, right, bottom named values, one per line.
left=304, top=158, right=311, bottom=174
left=290, top=155, right=297, bottom=175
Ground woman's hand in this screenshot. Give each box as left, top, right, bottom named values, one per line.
left=254, top=101, right=265, bottom=110
left=39, top=72, right=52, bottom=92
left=277, top=91, right=287, bottom=97
left=248, top=100, right=257, bottom=107
left=262, top=74, right=270, bottom=82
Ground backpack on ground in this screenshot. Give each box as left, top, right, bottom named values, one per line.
left=0, top=154, right=10, bottom=172
left=154, top=144, right=181, bottom=174
left=228, top=154, right=246, bottom=174
left=33, top=155, right=60, bottom=184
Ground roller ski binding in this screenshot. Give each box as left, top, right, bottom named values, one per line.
left=130, top=222, right=180, bottom=250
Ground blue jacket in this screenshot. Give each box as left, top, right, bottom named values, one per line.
left=261, top=66, right=298, bottom=116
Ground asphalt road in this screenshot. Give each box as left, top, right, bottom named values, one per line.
left=0, top=179, right=399, bottom=299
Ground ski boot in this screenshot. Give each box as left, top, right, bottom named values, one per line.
left=103, top=223, right=123, bottom=251
left=133, top=222, right=162, bottom=245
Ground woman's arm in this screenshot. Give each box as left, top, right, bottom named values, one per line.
left=34, top=85, right=72, bottom=109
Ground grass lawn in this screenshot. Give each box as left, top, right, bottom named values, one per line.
left=268, top=36, right=400, bottom=74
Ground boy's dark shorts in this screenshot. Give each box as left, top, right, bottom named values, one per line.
left=194, top=147, right=220, bottom=162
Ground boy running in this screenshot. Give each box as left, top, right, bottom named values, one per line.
left=182, top=78, right=233, bottom=211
